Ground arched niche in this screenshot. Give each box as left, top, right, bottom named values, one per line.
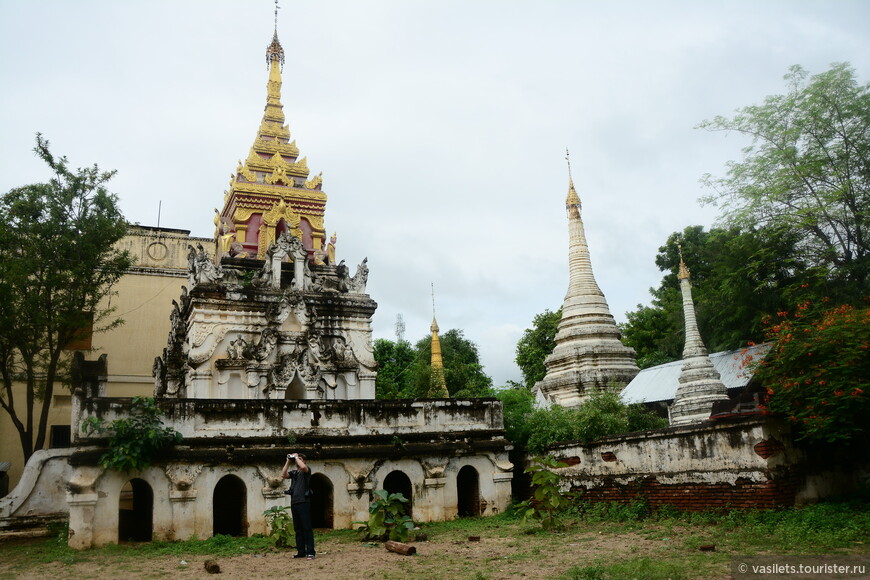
left=383, top=470, right=414, bottom=514
left=457, top=465, right=481, bottom=517
left=118, top=478, right=153, bottom=542
left=213, top=474, right=248, bottom=537
left=284, top=373, right=308, bottom=400
left=309, top=472, right=334, bottom=528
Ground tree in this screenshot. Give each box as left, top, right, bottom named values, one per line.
left=373, top=338, right=416, bottom=399
left=753, top=300, right=869, bottom=443
left=412, top=329, right=493, bottom=398
left=621, top=225, right=816, bottom=368
left=495, top=384, right=536, bottom=446
left=699, top=63, right=870, bottom=290
left=515, top=308, right=561, bottom=388
left=0, top=135, right=132, bottom=464
left=373, top=329, right=494, bottom=399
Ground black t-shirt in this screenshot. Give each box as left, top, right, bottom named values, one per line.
left=288, top=468, right=311, bottom=505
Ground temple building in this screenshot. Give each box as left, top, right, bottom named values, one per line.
left=1, top=21, right=512, bottom=547
left=533, top=164, right=639, bottom=407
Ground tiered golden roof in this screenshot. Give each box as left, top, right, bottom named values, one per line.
left=218, top=28, right=327, bottom=258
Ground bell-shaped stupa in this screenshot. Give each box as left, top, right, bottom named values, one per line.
left=533, top=154, right=639, bottom=407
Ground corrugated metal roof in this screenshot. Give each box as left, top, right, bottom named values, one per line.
left=620, top=344, right=770, bottom=404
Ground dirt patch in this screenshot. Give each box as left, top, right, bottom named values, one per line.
left=0, top=525, right=722, bottom=580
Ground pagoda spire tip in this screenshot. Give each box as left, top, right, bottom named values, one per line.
left=266, top=0, right=285, bottom=69
left=565, top=148, right=580, bottom=207
left=677, top=243, right=691, bottom=281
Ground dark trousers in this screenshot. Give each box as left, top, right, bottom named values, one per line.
left=291, top=502, right=315, bottom=556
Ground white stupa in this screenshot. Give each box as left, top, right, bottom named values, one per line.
left=669, top=247, right=730, bottom=425
left=533, top=155, right=639, bottom=407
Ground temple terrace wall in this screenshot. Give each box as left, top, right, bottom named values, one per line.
left=547, top=417, right=869, bottom=511
left=2, top=397, right=513, bottom=548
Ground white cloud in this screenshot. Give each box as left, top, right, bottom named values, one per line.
left=2, top=0, right=868, bottom=387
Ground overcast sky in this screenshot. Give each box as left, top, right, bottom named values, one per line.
left=2, top=1, right=868, bottom=386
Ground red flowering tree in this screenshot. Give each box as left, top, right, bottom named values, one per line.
left=753, top=299, right=869, bottom=442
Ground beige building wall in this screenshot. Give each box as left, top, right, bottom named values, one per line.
left=0, top=226, right=210, bottom=490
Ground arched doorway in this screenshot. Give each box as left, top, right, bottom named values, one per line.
left=457, top=465, right=481, bottom=517
left=213, top=474, right=247, bottom=537
left=383, top=470, right=413, bottom=515
left=118, top=478, right=153, bottom=542
left=309, top=473, right=334, bottom=528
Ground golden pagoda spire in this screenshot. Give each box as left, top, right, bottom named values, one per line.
left=266, top=0, right=285, bottom=69
left=677, top=242, right=691, bottom=281
left=217, top=1, right=328, bottom=260
left=264, top=0, right=286, bottom=131
left=428, top=283, right=449, bottom=398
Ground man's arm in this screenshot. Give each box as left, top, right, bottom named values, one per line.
left=295, top=455, right=309, bottom=473
left=281, top=457, right=292, bottom=479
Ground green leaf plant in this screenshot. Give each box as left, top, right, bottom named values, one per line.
left=354, top=489, right=416, bottom=542
left=81, top=396, right=182, bottom=472
left=263, top=505, right=294, bottom=548
left=514, top=455, right=570, bottom=531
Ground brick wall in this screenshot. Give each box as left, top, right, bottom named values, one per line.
left=545, top=416, right=866, bottom=511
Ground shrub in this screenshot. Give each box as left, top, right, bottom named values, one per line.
left=514, top=455, right=569, bottom=530
left=263, top=506, right=294, bottom=548
left=752, top=300, right=869, bottom=442
left=525, top=391, right=667, bottom=454
left=81, top=396, right=182, bottom=472
left=355, top=489, right=415, bottom=542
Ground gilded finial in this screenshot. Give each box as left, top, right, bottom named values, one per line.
left=565, top=148, right=580, bottom=209
left=266, top=0, right=285, bottom=69
left=430, top=282, right=439, bottom=332
left=677, top=243, right=691, bottom=281
left=273, top=0, right=279, bottom=34
left=566, top=148, right=573, bottom=183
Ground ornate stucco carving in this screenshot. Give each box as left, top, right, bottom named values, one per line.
left=348, top=258, right=369, bottom=294
left=255, top=464, right=284, bottom=490
left=304, top=172, right=323, bottom=190
left=251, top=327, right=279, bottom=362
left=187, top=244, right=223, bottom=287
left=164, top=463, right=203, bottom=491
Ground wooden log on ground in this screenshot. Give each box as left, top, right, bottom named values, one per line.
left=385, top=540, right=416, bottom=556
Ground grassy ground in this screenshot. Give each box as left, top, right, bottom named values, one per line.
left=1, top=497, right=869, bottom=579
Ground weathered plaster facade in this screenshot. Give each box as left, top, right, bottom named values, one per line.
left=62, top=393, right=512, bottom=548
left=547, top=417, right=869, bottom=510
left=47, top=27, right=514, bottom=548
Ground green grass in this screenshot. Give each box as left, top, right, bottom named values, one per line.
left=1, top=496, right=868, bottom=580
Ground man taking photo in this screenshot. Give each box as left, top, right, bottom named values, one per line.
left=281, top=453, right=315, bottom=559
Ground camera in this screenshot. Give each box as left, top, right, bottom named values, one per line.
left=287, top=453, right=296, bottom=461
